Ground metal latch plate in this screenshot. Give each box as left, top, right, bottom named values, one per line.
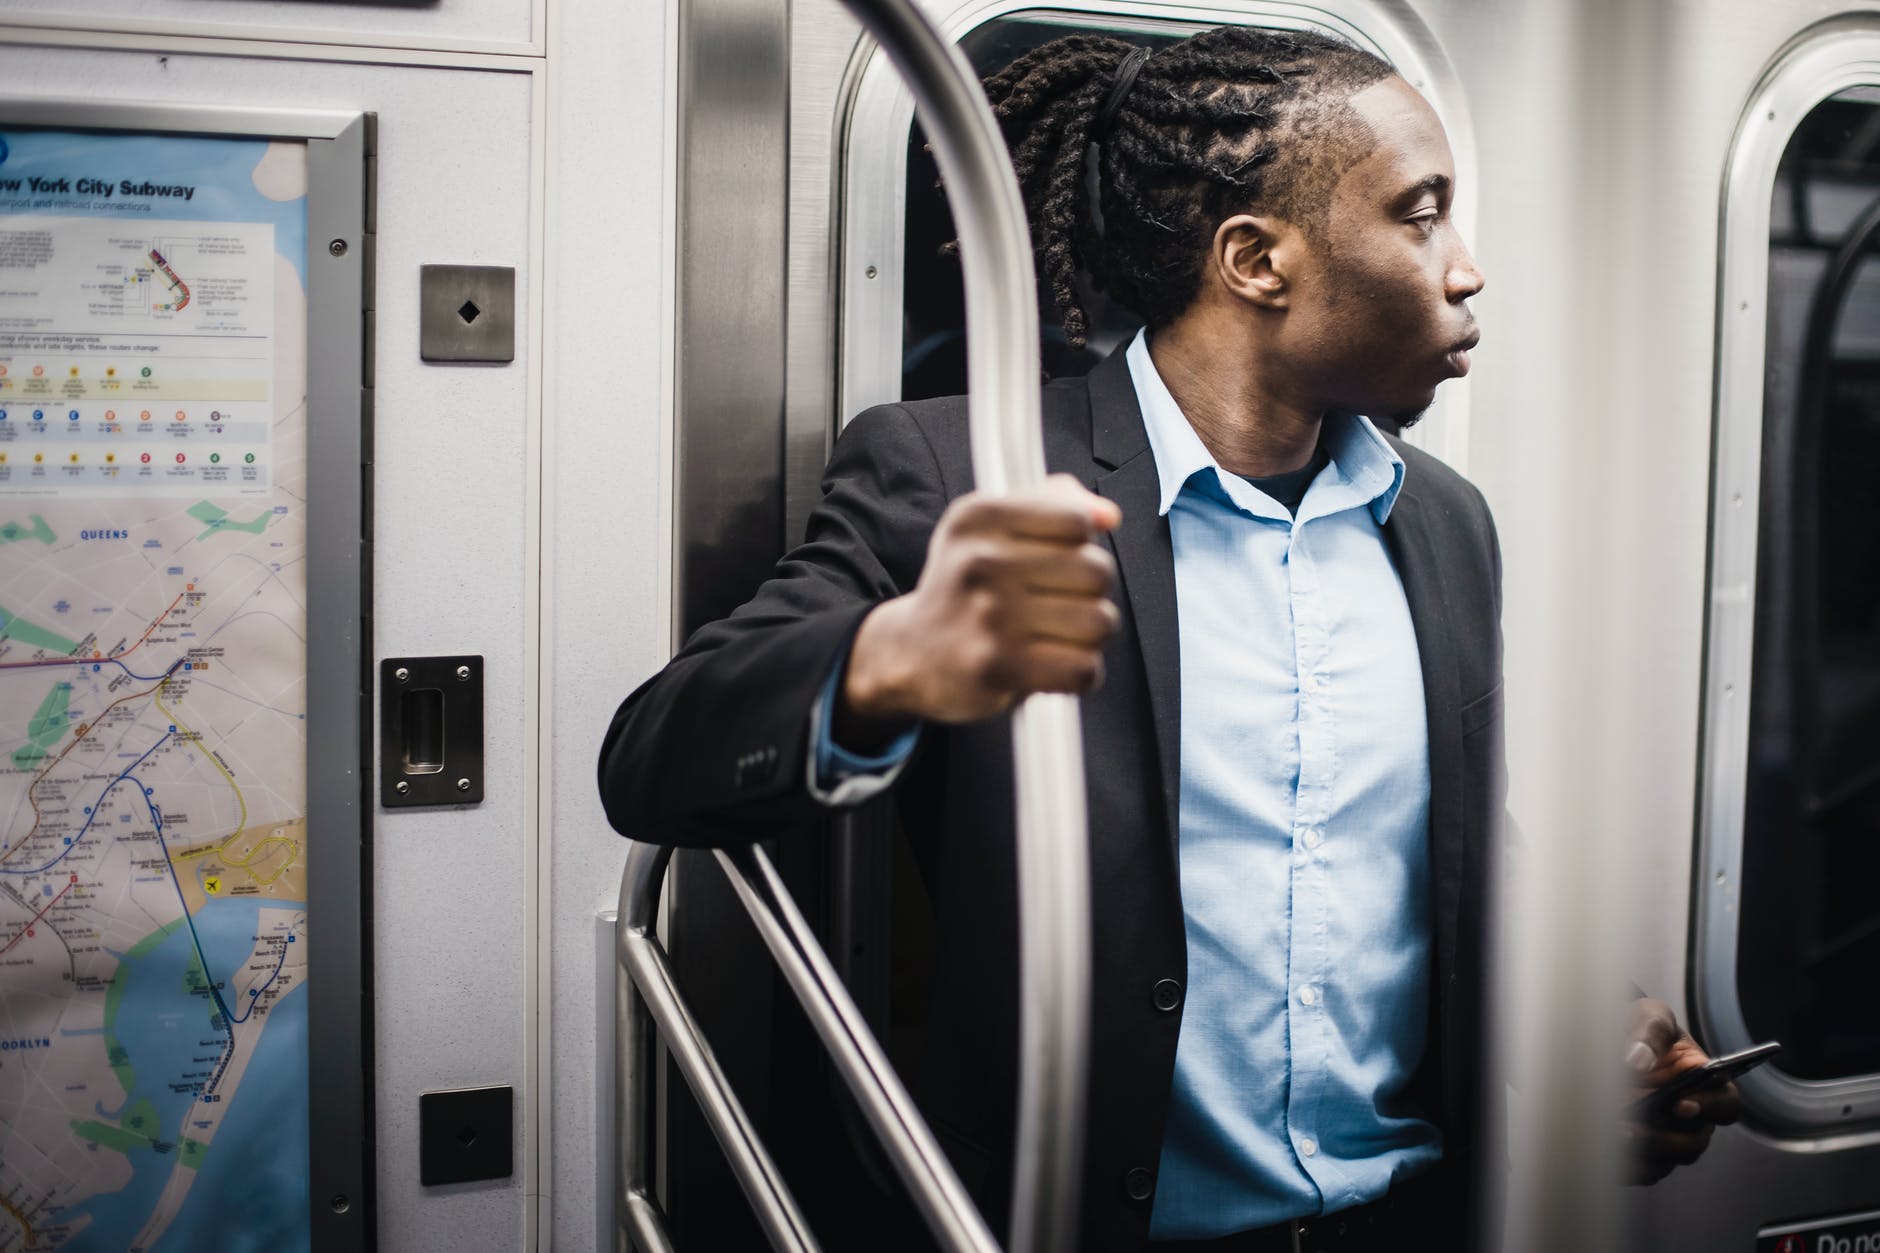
left=380, top=654, right=484, bottom=807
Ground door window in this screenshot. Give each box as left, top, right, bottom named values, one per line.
left=1738, top=88, right=1880, bottom=1082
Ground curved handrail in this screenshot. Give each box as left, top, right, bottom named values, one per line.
left=616, top=838, right=1003, bottom=1251
left=616, top=844, right=818, bottom=1253
left=831, top=3, right=1091, bottom=1249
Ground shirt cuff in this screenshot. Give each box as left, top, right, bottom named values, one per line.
left=806, top=654, right=919, bottom=806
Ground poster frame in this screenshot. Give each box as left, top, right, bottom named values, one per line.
left=0, top=99, right=376, bottom=1252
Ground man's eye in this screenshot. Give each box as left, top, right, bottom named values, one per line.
left=1407, top=211, right=1441, bottom=235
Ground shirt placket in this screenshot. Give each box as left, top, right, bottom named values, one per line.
left=1285, top=520, right=1334, bottom=1190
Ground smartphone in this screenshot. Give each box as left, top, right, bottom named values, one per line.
left=1628, top=1040, right=1782, bottom=1120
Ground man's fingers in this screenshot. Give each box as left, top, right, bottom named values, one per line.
left=1627, top=1120, right=1714, bottom=1166
left=1025, top=641, right=1106, bottom=694
left=1004, top=541, right=1117, bottom=596
left=1041, top=473, right=1122, bottom=532
left=949, top=481, right=1120, bottom=543
left=951, top=493, right=1091, bottom=543
left=1020, top=591, right=1120, bottom=647
left=1620, top=1124, right=1673, bottom=1186
left=1691, top=1082, right=1742, bottom=1126
left=1657, top=1123, right=1715, bottom=1166
left=987, top=639, right=1105, bottom=696
left=944, top=494, right=1085, bottom=544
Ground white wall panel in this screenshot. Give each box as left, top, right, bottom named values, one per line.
left=0, top=42, right=538, bottom=1252
left=542, top=0, right=674, bottom=1245
left=363, top=62, right=534, bottom=1253
left=0, top=0, right=538, bottom=55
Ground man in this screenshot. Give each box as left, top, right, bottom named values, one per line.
left=600, top=26, right=1733, bottom=1251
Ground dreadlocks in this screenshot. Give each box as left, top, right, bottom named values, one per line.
left=979, top=27, right=1394, bottom=348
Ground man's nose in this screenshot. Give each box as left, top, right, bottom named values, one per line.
left=1447, top=238, right=1485, bottom=302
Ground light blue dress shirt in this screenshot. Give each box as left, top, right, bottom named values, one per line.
left=811, top=333, right=1440, bottom=1236
left=1126, top=332, right=1440, bottom=1239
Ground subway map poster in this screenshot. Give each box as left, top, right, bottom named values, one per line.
left=0, top=128, right=313, bottom=1252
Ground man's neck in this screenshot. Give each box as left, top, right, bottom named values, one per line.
left=1146, top=324, right=1324, bottom=479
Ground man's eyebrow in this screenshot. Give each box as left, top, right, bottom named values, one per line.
left=1389, top=173, right=1452, bottom=210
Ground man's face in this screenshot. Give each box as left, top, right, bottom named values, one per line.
left=1277, top=76, right=1483, bottom=422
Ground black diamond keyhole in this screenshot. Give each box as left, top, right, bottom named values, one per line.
left=458, top=300, right=481, bottom=325
left=456, top=1125, right=478, bottom=1148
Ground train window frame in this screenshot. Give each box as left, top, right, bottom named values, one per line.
left=834, top=0, right=1480, bottom=473
left=1696, top=22, right=1880, bottom=1136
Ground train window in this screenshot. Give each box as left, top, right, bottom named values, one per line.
left=900, top=16, right=1190, bottom=402
left=1700, top=33, right=1880, bottom=1128
left=1739, top=89, right=1880, bottom=1084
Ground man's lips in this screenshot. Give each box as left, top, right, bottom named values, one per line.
left=1445, top=330, right=1481, bottom=377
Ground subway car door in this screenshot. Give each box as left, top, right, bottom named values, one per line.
left=0, top=4, right=563, bottom=1249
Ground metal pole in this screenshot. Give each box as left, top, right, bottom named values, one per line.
left=829, top=4, right=1091, bottom=1250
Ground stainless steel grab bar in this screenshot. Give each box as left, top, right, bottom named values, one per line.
left=616, top=840, right=1001, bottom=1252
left=614, top=0, right=1090, bottom=1247
left=616, top=844, right=818, bottom=1253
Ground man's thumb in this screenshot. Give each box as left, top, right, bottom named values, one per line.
left=1628, top=1000, right=1680, bottom=1072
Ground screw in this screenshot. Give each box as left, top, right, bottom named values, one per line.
left=865, top=265, right=878, bottom=279
left=456, top=777, right=472, bottom=792
left=328, top=239, right=348, bottom=257
left=456, top=665, right=471, bottom=681
left=330, top=1194, right=351, bottom=1214
left=395, top=780, right=410, bottom=795
left=394, top=667, right=409, bottom=683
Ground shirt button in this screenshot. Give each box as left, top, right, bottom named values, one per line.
left=1299, top=1137, right=1318, bottom=1158
left=1303, top=829, right=1323, bottom=850
left=1301, top=674, right=1321, bottom=694
left=1151, top=978, right=1183, bottom=1013
left=1298, top=986, right=1317, bottom=1006
left=1123, top=1166, right=1155, bottom=1202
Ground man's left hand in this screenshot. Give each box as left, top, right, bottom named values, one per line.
left=1622, top=998, right=1742, bottom=1185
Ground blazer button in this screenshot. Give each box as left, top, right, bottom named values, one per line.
left=1123, top=1166, right=1155, bottom=1202
left=1151, top=978, right=1182, bottom=1013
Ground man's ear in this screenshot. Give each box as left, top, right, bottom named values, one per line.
left=1213, top=213, right=1293, bottom=310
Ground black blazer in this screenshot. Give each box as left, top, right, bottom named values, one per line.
left=599, top=347, right=1507, bottom=1251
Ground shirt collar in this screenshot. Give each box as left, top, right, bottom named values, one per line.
left=1123, top=328, right=1406, bottom=525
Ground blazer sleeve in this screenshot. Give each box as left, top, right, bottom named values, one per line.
left=597, top=403, right=950, bottom=847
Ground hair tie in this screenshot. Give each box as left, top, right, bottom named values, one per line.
left=1093, top=46, right=1150, bottom=142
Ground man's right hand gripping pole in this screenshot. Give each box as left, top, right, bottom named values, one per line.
left=835, top=473, right=1123, bottom=747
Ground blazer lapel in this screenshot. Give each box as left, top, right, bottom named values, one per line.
left=1086, top=351, right=1181, bottom=853
left=1381, top=484, right=1466, bottom=1016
